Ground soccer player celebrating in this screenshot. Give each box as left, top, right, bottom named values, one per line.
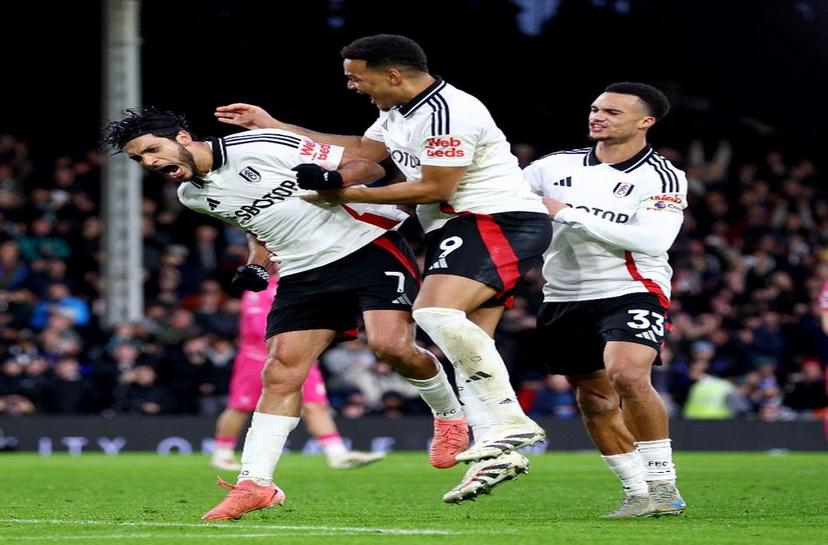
left=523, top=82, right=687, bottom=517
left=211, top=276, right=385, bottom=472
left=102, top=108, right=464, bottom=520
left=215, top=34, right=551, bottom=503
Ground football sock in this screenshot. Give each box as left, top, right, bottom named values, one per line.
left=238, top=412, right=299, bottom=485
left=404, top=362, right=464, bottom=420
left=636, top=438, right=677, bottom=482
left=317, top=432, right=348, bottom=462
left=602, top=451, right=649, bottom=496
left=413, top=307, right=527, bottom=426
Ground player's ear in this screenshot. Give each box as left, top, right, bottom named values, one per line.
left=176, top=130, right=193, bottom=145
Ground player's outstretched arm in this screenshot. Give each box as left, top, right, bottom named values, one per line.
left=293, top=151, right=385, bottom=192
left=215, top=103, right=279, bottom=130
left=307, top=164, right=465, bottom=205
left=215, top=103, right=389, bottom=162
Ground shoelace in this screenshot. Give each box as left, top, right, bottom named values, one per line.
left=435, top=421, right=468, bottom=447
left=216, top=477, right=236, bottom=491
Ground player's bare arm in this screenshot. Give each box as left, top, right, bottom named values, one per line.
left=542, top=197, right=568, bottom=218
left=215, top=103, right=389, bottom=162
left=307, top=164, right=466, bottom=205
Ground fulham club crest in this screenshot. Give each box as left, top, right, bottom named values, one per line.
left=613, top=182, right=634, bottom=198
left=239, top=166, right=262, bottom=183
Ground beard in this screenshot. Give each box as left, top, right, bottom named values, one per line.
left=176, top=144, right=198, bottom=180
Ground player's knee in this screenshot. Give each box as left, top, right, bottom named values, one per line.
left=368, top=335, right=411, bottom=364
left=606, top=364, right=650, bottom=395
left=411, top=307, right=465, bottom=334
left=261, top=356, right=304, bottom=390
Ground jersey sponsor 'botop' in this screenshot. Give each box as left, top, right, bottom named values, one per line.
left=524, top=146, right=687, bottom=305
left=177, top=129, right=408, bottom=276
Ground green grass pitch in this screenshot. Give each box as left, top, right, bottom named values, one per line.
left=1, top=452, right=826, bottom=544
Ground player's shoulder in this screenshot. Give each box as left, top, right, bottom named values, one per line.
left=222, top=129, right=304, bottom=152
left=639, top=150, right=687, bottom=193
left=529, top=147, right=592, bottom=168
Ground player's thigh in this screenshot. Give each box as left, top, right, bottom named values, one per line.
left=598, top=293, right=667, bottom=373
left=468, top=305, right=505, bottom=337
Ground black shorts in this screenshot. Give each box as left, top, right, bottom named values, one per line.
left=537, top=292, right=670, bottom=375
left=266, top=231, right=420, bottom=339
left=423, top=212, right=551, bottom=307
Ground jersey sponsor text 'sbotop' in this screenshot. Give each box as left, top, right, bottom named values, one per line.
left=177, top=129, right=408, bottom=276
left=363, top=78, right=546, bottom=232
left=524, top=146, right=687, bottom=305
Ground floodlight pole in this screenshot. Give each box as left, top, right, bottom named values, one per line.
left=101, top=0, right=144, bottom=328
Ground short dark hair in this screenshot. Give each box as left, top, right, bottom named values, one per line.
left=604, top=82, right=670, bottom=119
left=340, top=34, right=428, bottom=72
left=101, top=107, right=191, bottom=151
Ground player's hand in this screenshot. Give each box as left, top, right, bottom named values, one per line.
left=214, top=103, right=279, bottom=130
left=231, top=264, right=269, bottom=291
left=292, top=163, right=344, bottom=191
left=543, top=197, right=568, bottom=218
left=301, top=189, right=346, bottom=206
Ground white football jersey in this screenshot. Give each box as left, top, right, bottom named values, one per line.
left=177, top=129, right=408, bottom=276
left=524, top=146, right=687, bottom=305
left=364, top=78, right=546, bottom=232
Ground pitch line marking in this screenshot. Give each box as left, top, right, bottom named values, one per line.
left=2, top=518, right=455, bottom=536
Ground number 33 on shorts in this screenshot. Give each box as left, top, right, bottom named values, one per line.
left=625, top=309, right=665, bottom=343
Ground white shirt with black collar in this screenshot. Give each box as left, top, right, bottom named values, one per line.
left=177, top=129, right=408, bottom=277
left=363, top=77, right=546, bottom=232
left=524, top=145, right=687, bottom=305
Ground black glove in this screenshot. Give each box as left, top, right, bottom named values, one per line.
left=292, top=163, right=344, bottom=190
left=231, top=264, right=269, bottom=292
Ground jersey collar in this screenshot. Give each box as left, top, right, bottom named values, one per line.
left=397, top=76, right=446, bottom=117
left=586, top=145, right=653, bottom=172
left=205, top=137, right=228, bottom=171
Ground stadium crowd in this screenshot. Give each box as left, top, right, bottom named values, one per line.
left=0, top=133, right=826, bottom=421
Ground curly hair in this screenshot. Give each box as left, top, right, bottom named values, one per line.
left=100, top=107, right=191, bottom=151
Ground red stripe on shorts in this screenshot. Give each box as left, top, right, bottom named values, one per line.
left=474, top=214, right=520, bottom=298
left=372, top=236, right=421, bottom=286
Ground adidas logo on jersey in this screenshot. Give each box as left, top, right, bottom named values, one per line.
left=207, top=198, right=220, bottom=211
left=636, top=330, right=659, bottom=342
left=553, top=176, right=572, bottom=187
left=392, top=294, right=412, bottom=305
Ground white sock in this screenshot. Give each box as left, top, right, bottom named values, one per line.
left=636, top=439, right=677, bottom=482
left=238, top=412, right=299, bottom=485
left=602, top=451, right=649, bottom=497
left=457, top=380, right=492, bottom=444
left=403, top=360, right=464, bottom=420
left=212, top=445, right=236, bottom=460
left=412, top=307, right=526, bottom=427
left=317, top=433, right=349, bottom=462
